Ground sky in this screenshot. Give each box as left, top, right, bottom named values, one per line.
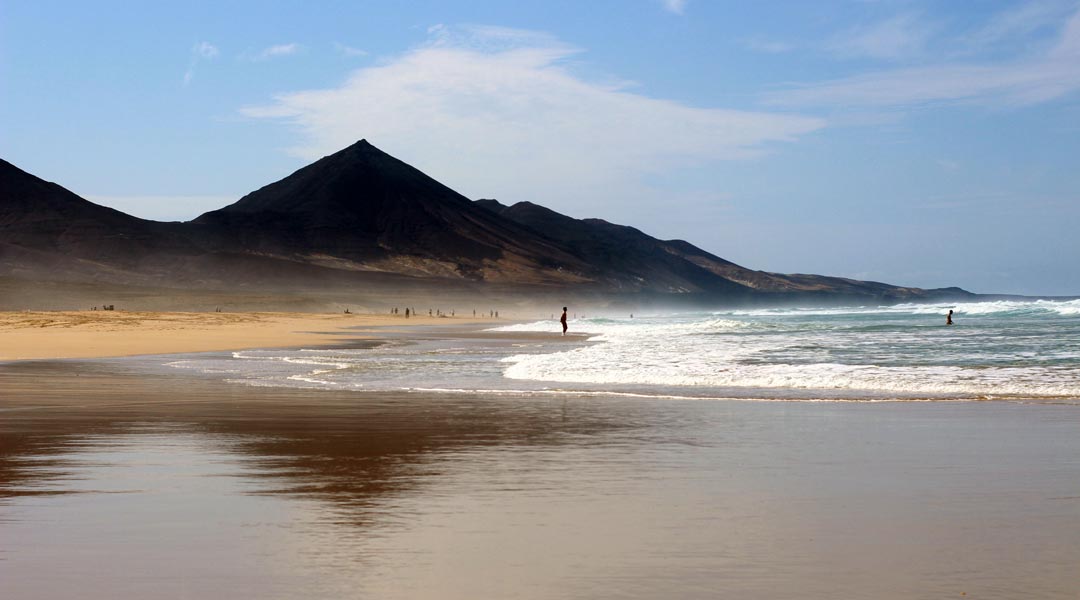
left=2, top=0, right=1079, bottom=295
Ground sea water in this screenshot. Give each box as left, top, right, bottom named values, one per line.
left=166, top=299, right=1080, bottom=402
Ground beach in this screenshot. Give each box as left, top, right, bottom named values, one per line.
left=3, top=309, right=1080, bottom=598
left=0, top=310, right=493, bottom=360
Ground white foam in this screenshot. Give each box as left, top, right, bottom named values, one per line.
left=501, top=351, right=1080, bottom=397
left=492, top=305, right=1080, bottom=398
left=717, top=299, right=1080, bottom=318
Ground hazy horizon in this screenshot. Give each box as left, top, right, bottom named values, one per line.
left=3, top=1, right=1078, bottom=295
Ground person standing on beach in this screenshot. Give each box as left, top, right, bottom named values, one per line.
left=946, top=309, right=954, bottom=325
left=560, top=307, right=568, bottom=336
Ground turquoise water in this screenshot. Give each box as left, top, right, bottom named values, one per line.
left=167, top=299, right=1080, bottom=402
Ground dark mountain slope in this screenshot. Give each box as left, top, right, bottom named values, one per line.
left=478, top=198, right=972, bottom=302
left=0, top=158, right=392, bottom=288
left=2, top=158, right=155, bottom=256
left=477, top=199, right=751, bottom=295
left=194, top=140, right=592, bottom=284
left=0, top=158, right=206, bottom=274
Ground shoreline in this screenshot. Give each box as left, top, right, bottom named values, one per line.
left=4, top=311, right=1073, bottom=405
left=0, top=310, right=503, bottom=361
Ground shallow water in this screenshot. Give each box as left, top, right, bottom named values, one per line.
left=2, top=362, right=1080, bottom=599
left=165, top=299, right=1080, bottom=402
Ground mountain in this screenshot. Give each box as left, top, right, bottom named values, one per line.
left=474, top=199, right=750, bottom=295
left=476, top=198, right=970, bottom=303
left=0, top=158, right=203, bottom=280
left=193, top=140, right=592, bottom=284
left=1, top=158, right=158, bottom=258
left=1, top=143, right=974, bottom=304
left=0, top=157, right=417, bottom=289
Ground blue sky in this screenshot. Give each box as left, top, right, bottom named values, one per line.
left=2, top=0, right=1078, bottom=295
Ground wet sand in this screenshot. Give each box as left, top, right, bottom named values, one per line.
left=3, top=358, right=1080, bottom=599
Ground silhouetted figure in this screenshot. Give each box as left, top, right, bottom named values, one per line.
left=405, top=308, right=410, bottom=318
left=946, top=309, right=954, bottom=326
left=560, top=307, right=568, bottom=336
left=345, top=308, right=350, bottom=314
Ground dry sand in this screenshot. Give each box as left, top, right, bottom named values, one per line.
left=0, top=310, right=493, bottom=360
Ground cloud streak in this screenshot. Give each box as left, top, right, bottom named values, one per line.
left=183, top=41, right=219, bottom=86
left=661, top=0, right=687, bottom=15
left=242, top=26, right=822, bottom=213
left=769, top=9, right=1080, bottom=108
left=741, top=37, right=794, bottom=54
left=248, top=43, right=303, bottom=61
left=827, top=13, right=935, bottom=61
left=656, top=0, right=682, bottom=15
left=334, top=42, right=368, bottom=57
left=957, top=0, right=1077, bottom=53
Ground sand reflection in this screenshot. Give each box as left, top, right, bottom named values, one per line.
left=4, top=360, right=1080, bottom=599
left=0, top=360, right=634, bottom=598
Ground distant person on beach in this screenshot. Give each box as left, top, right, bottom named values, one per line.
left=560, top=307, right=568, bottom=336
left=946, top=309, right=954, bottom=326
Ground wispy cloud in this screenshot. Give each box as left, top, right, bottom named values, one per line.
left=242, top=25, right=822, bottom=213
left=334, top=42, right=368, bottom=57
left=741, top=37, right=794, bottom=54
left=827, top=13, right=935, bottom=61
left=936, top=159, right=960, bottom=172
left=193, top=41, right=219, bottom=59
left=958, top=0, right=1076, bottom=53
left=769, top=9, right=1080, bottom=108
left=661, top=0, right=687, bottom=15
left=183, top=41, right=218, bottom=86
left=248, top=43, right=303, bottom=61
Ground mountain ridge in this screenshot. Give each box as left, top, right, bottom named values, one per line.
left=1, top=141, right=974, bottom=304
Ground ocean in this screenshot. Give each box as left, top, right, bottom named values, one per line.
left=166, top=299, right=1080, bottom=402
